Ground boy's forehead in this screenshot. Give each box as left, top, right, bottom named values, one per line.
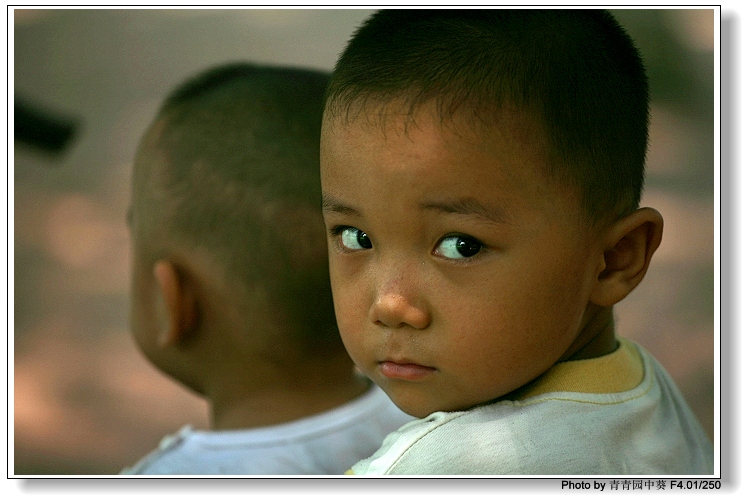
left=321, top=99, right=550, bottom=179
left=324, top=97, right=545, bottom=146
left=320, top=98, right=586, bottom=228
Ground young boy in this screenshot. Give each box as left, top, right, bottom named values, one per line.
left=320, top=10, right=714, bottom=475
left=121, top=63, right=413, bottom=475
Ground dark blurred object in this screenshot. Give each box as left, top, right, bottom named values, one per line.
left=15, top=95, right=78, bottom=154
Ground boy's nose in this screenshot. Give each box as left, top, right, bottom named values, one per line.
left=368, top=278, right=430, bottom=330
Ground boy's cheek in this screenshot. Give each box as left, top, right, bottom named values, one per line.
left=331, top=278, right=372, bottom=358
left=330, top=274, right=363, bottom=333
left=336, top=318, right=371, bottom=377
left=333, top=295, right=365, bottom=342
left=329, top=255, right=366, bottom=297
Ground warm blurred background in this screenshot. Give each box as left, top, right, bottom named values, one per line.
left=12, top=8, right=715, bottom=475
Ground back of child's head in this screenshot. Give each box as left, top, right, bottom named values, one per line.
left=131, top=63, right=337, bottom=354
left=325, top=9, right=649, bottom=224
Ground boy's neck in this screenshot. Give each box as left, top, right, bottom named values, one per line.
left=207, top=364, right=371, bottom=431
left=559, top=305, right=618, bottom=362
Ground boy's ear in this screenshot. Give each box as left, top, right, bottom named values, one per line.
left=152, top=259, right=200, bottom=348
left=590, top=207, right=664, bottom=307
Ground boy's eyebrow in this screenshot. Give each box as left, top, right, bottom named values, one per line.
left=419, top=197, right=509, bottom=225
left=321, top=194, right=361, bottom=216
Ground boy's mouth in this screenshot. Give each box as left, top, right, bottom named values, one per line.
left=378, top=361, right=436, bottom=381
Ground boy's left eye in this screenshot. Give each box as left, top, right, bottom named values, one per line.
left=339, top=227, right=372, bottom=251
left=434, top=235, right=483, bottom=260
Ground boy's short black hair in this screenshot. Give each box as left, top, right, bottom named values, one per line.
left=325, top=9, right=649, bottom=222
left=132, top=63, right=337, bottom=351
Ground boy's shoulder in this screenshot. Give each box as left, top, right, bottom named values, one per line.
left=352, top=340, right=713, bottom=475
left=122, top=385, right=415, bottom=475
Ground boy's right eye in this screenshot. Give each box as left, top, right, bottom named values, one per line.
left=339, top=227, right=373, bottom=250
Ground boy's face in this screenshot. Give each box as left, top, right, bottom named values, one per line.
left=320, top=102, right=604, bottom=418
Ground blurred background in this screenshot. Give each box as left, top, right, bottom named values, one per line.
left=12, top=8, right=715, bottom=475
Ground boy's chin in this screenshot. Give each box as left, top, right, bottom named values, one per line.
left=383, top=390, right=470, bottom=419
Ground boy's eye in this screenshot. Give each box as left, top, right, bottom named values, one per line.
left=340, top=227, right=372, bottom=250
left=434, top=235, right=483, bottom=260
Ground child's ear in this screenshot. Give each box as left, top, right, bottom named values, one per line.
left=590, top=207, right=664, bottom=307
left=152, top=259, right=200, bottom=348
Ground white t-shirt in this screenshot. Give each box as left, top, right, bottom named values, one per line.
left=121, top=384, right=413, bottom=475
left=350, top=339, right=714, bottom=475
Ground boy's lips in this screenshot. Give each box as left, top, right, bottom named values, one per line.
left=378, top=361, right=436, bottom=381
